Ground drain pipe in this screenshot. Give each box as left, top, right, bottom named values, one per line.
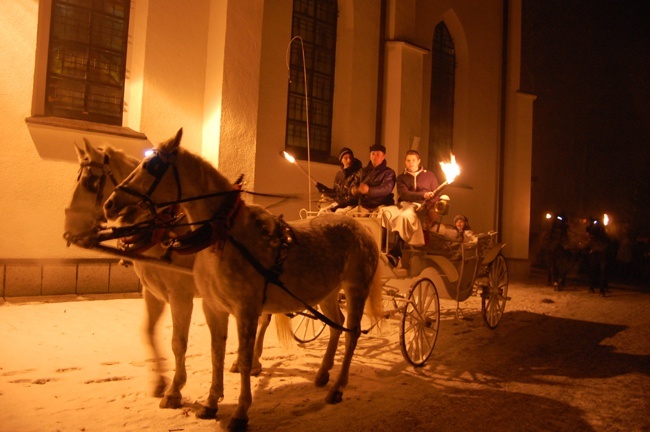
left=375, top=0, right=387, bottom=144
left=496, top=0, right=509, bottom=240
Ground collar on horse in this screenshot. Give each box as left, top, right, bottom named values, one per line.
left=118, top=205, right=185, bottom=254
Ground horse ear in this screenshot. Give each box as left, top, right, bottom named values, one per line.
left=74, top=142, right=86, bottom=162
left=83, top=138, right=102, bottom=161
left=160, top=128, right=183, bottom=153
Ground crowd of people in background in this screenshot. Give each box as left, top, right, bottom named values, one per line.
left=539, top=213, right=650, bottom=294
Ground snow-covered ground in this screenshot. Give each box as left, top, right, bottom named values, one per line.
left=1, top=276, right=648, bottom=432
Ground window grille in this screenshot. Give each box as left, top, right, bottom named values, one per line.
left=45, top=0, right=130, bottom=126
left=285, top=0, right=338, bottom=161
left=429, top=22, right=456, bottom=171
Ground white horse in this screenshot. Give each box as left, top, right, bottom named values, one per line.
left=63, top=140, right=271, bottom=411
left=64, top=141, right=196, bottom=408
left=103, top=129, right=384, bottom=431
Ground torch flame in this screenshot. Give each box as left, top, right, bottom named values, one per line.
left=283, top=151, right=296, bottom=164
left=440, top=154, right=460, bottom=184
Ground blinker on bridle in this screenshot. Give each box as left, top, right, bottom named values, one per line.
left=114, top=150, right=182, bottom=217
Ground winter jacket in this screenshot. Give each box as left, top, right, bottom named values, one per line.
left=318, top=158, right=363, bottom=209
left=358, top=159, right=396, bottom=210
left=395, top=167, right=439, bottom=203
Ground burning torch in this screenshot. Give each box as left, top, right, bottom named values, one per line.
left=428, top=154, right=461, bottom=199
left=282, top=151, right=318, bottom=185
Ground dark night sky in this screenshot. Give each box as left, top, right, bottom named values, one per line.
left=521, top=0, right=650, bottom=237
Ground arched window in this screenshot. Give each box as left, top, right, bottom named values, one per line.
left=285, top=0, right=338, bottom=162
left=428, top=22, right=456, bottom=173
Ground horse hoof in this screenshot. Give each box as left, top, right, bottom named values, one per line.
left=228, top=417, right=248, bottom=432
left=229, top=363, right=240, bottom=373
left=160, top=395, right=182, bottom=409
left=325, top=389, right=343, bottom=404
left=195, top=406, right=218, bottom=419
left=315, top=371, right=330, bottom=387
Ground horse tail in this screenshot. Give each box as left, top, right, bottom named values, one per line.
left=364, top=260, right=385, bottom=329
left=273, top=313, right=294, bottom=348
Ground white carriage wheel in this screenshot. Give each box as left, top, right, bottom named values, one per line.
left=291, top=308, right=327, bottom=343
left=399, top=278, right=440, bottom=367
left=482, top=254, right=509, bottom=329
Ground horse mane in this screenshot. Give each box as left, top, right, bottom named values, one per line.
left=168, top=144, right=235, bottom=194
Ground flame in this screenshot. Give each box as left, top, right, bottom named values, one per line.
left=545, top=213, right=552, bottom=219
left=440, top=154, right=460, bottom=184
left=283, top=151, right=296, bottom=164
left=603, top=213, right=609, bottom=226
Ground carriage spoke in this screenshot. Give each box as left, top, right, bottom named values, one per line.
left=482, top=254, right=508, bottom=329
left=400, top=278, right=440, bottom=367
left=291, top=309, right=327, bottom=343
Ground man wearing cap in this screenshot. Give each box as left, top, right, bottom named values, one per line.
left=316, top=147, right=363, bottom=212
left=349, top=144, right=396, bottom=214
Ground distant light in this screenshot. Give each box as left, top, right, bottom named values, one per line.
left=545, top=213, right=552, bottom=219
left=144, top=149, right=155, bottom=157
left=603, top=213, right=609, bottom=226
left=557, top=216, right=564, bottom=221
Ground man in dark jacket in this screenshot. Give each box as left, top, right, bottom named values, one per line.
left=316, top=147, right=363, bottom=212
left=350, top=144, right=396, bottom=214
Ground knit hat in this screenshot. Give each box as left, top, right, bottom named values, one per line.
left=454, top=214, right=471, bottom=229
left=369, top=144, right=386, bottom=153
left=338, top=147, right=353, bottom=161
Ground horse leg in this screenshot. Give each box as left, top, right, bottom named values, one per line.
left=195, top=303, right=229, bottom=420
left=229, top=313, right=271, bottom=376
left=315, top=294, right=344, bottom=388
left=228, top=310, right=260, bottom=432
left=142, top=287, right=168, bottom=398
left=159, top=291, right=194, bottom=409
left=325, top=289, right=365, bottom=404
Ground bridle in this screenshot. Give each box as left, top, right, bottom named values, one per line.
left=112, top=149, right=245, bottom=240
left=115, top=150, right=183, bottom=217
left=64, top=153, right=121, bottom=245
left=78, top=153, right=120, bottom=208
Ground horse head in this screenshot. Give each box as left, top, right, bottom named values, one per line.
left=64, top=139, right=139, bottom=245
left=103, top=128, right=185, bottom=226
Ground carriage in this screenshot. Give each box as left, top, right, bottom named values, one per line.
left=65, top=130, right=508, bottom=431
left=290, top=200, right=509, bottom=367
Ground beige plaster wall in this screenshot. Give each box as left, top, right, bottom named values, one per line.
left=139, top=0, right=210, bottom=154
left=0, top=1, right=80, bottom=259
left=0, top=0, right=211, bottom=261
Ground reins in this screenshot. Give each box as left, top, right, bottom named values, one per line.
left=107, top=149, right=361, bottom=334
left=227, top=232, right=363, bottom=335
